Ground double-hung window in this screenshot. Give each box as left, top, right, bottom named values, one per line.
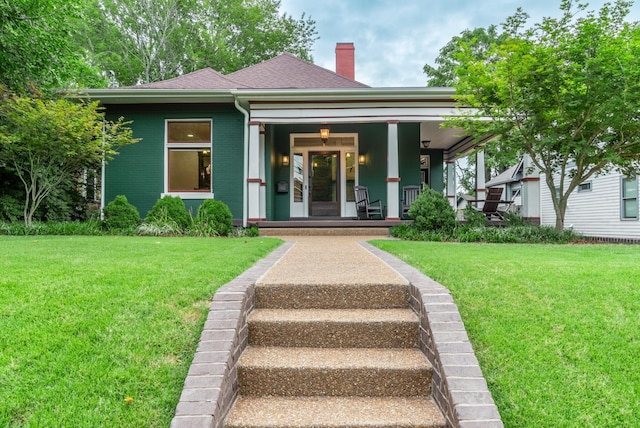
left=621, top=176, right=638, bottom=220
left=166, top=120, right=212, bottom=195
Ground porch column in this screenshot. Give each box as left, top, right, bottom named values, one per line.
left=521, top=154, right=540, bottom=223
left=247, top=121, right=261, bottom=223
left=259, top=125, right=266, bottom=221
left=386, top=120, right=400, bottom=220
left=447, top=160, right=457, bottom=209
left=476, top=150, right=486, bottom=204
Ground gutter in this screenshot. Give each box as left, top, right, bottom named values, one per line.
left=234, top=97, right=250, bottom=228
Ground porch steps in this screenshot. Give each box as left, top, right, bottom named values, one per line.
left=258, top=227, right=391, bottom=236
left=223, top=282, right=446, bottom=428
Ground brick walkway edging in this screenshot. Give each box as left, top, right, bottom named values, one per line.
left=170, top=239, right=504, bottom=428
left=361, top=241, right=504, bottom=428
left=170, top=241, right=295, bottom=428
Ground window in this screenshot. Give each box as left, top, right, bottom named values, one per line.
left=166, top=120, right=211, bottom=193
left=621, top=176, right=638, bottom=220
left=577, top=181, right=592, bottom=192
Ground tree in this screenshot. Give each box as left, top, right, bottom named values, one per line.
left=0, top=92, right=139, bottom=226
left=0, top=0, right=104, bottom=92
left=424, top=26, right=517, bottom=195
left=424, top=25, right=505, bottom=87
left=448, top=0, right=640, bottom=230
left=79, top=0, right=317, bottom=86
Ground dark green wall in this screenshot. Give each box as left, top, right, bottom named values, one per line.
left=104, top=104, right=244, bottom=219
left=267, top=122, right=437, bottom=220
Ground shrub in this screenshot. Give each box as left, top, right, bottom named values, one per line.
left=146, top=196, right=191, bottom=230
left=193, top=199, right=233, bottom=237
left=463, top=205, right=487, bottom=227
left=137, top=221, right=183, bottom=236
left=407, top=188, right=457, bottom=232
left=102, top=195, right=141, bottom=231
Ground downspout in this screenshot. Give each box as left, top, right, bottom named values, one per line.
left=234, top=97, right=249, bottom=227
left=100, top=120, right=106, bottom=220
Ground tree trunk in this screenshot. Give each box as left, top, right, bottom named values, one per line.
left=553, top=197, right=568, bottom=232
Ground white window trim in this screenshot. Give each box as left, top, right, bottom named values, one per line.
left=621, top=176, right=638, bottom=221
left=577, top=181, right=592, bottom=193
left=164, top=118, right=213, bottom=198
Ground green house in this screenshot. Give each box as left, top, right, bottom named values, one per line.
left=86, top=43, right=482, bottom=226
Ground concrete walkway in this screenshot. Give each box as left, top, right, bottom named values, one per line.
left=170, top=235, right=503, bottom=428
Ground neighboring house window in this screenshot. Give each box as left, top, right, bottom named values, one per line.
left=166, top=120, right=212, bottom=193
left=577, top=181, right=592, bottom=192
left=621, top=176, right=638, bottom=220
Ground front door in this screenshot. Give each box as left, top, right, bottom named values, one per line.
left=309, top=152, right=339, bottom=216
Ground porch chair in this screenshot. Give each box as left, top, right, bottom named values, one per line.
left=473, top=187, right=505, bottom=220
left=354, top=185, right=384, bottom=219
left=401, top=185, right=421, bottom=218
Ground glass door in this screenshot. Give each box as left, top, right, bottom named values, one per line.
left=309, top=152, right=339, bottom=216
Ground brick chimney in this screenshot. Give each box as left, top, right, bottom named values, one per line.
left=335, top=42, right=355, bottom=80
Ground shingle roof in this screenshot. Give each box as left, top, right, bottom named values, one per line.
left=227, top=53, right=369, bottom=89
left=128, top=68, right=249, bottom=89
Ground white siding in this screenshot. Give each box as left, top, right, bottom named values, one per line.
left=540, top=172, right=640, bottom=239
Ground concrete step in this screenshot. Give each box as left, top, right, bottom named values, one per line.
left=255, top=283, right=409, bottom=309
left=224, top=396, right=447, bottom=428
left=238, top=347, right=432, bottom=397
left=258, top=227, right=391, bottom=237
left=248, top=308, right=418, bottom=348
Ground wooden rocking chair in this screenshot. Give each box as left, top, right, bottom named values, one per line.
left=354, top=185, right=384, bottom=219
left=401, top=185, right=421, bottom=218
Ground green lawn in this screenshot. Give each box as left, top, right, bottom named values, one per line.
left=0, top=236, right=281, bottom=427
left=373, top=240, right=640, bottom=428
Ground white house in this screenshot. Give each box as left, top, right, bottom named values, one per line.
left=540, top=171, right=639, bottom=241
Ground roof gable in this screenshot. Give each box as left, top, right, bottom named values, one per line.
left=226, top=53, right=369, bottom=89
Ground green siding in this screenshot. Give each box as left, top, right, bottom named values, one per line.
left=104, top=104, right=244, bottom=219
left=265, top=122, right=442, bottom=220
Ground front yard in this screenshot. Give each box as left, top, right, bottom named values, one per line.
left=373, top=240, right=640, bottom=427
left=0, top=236, right=281, bottom=427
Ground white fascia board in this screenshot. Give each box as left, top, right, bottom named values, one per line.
left=231, top=87, right=457, bottom=103
left=250, top=106, right=466, bottom=123
left=76, top=89, right=235, bottom=104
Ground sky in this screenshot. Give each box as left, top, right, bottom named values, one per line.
left=279, top=0, right=640, bottom=87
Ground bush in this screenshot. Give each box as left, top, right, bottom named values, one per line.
left=146, top=196, right=191, bottom=230
left=193, top=199, right=233, bottom=237
left=407, top=188, right=457, bottom=232
left=463, top=205, right=487, bottom=227
left=102, top=195, right=141, bottom=231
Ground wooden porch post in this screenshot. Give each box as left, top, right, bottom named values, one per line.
left=259, top=125, right=266, bottom=221
left=386, top=120, right=400, bottom=220
left=521, top=154, right=540, bottom=223
left=247, top=121, right=262, bottom=222
left=476, top=150, right=486, bottom=207
left=447, top=160, right=457, bottom=209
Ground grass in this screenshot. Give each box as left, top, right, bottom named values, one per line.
left=0, top=236, right=281, bottom=427
left=372, top=240, right=640, bottom=428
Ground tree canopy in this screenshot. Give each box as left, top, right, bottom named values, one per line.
left=447, top=0, right=640, bottom=230
left=79, top=0, right=318, bottom=86
left=0, top=0, right=105, bottom=92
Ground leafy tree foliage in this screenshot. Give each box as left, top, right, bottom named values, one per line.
left=0, top=93, right=138, bottom=226
left=80, top=0, right=318, bottom=86
left=448, top=0, right=640, bottom=230
left=424, top=25, right=505, bottom=87
left=425, top=25, right=518, bottom=195
left=0, top=0, right=104, bottom=92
